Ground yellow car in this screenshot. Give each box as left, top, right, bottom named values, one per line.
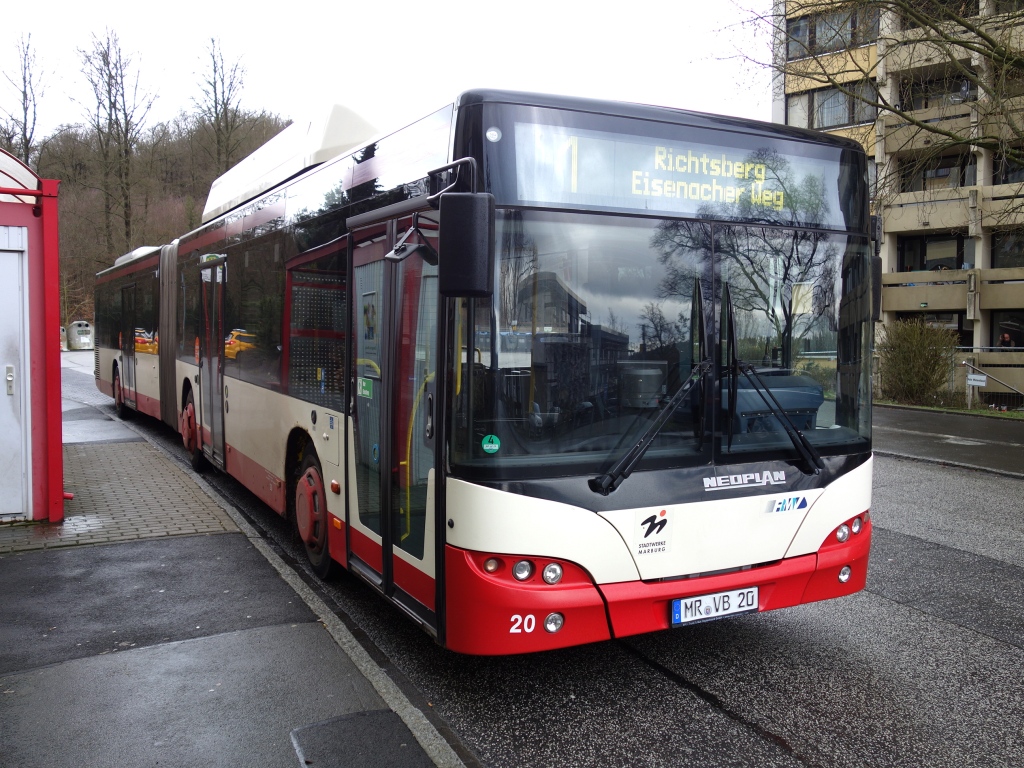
left=224, top=330, right=256, bottom=359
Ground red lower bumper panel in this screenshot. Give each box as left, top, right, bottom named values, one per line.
left=443, top=518, right=871, bottom=655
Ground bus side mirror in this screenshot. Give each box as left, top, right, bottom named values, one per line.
left=438, top=192, right=495, bottom=298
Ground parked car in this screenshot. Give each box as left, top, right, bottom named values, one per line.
left=224, top=329, right=255, bottom=359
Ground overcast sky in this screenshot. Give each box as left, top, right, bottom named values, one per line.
left=2, top=0, right=772, bottom=143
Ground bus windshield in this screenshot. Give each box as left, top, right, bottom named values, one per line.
left=449, top=209, right=872, bottom=479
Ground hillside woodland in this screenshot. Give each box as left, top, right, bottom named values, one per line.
left=1, top=32, right=288, bottom=325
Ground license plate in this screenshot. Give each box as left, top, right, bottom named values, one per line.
left=77, top=330, right=90, bottom=336
left=671, top=586, right=759, bottom=627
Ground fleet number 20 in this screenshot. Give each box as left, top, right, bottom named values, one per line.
left=510, top=614, right=536, bottom=633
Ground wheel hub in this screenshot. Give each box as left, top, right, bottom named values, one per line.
left=295, top=466, right=326, bottom=546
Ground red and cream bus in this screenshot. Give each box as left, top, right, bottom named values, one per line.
left=96, top=90, right=874, bottom=655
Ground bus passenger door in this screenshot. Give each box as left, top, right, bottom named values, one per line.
left=349, top=216, right=439, bottom=632
left=199, top=258, right=227, bottom=468
left=120, top=284, right=137, bottom=407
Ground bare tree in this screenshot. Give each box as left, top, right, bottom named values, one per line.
left=194, top=38, right=259, bottom=174
left=80, top=30, right=155, bottom=253
left=1, top=34, right=43, bottom=166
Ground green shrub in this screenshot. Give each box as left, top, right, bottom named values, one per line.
left=876, top=320, right=958, bottom=405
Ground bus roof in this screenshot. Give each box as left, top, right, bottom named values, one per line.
left=201, top=104, right=377, bottom=224
left=453, top=89, right=865, bottom=153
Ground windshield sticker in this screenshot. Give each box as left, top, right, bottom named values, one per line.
left=481, top=435, right=501, bottom=454
left=703, top=471, right=786, bottom=491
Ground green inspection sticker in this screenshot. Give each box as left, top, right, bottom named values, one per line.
left=481, top=435, right=501, bottom=454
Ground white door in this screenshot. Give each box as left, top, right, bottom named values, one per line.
left=0, top=227, right=30, bottom=518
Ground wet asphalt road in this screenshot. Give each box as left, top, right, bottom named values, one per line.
left=63, top=364, right=1024, bottom=768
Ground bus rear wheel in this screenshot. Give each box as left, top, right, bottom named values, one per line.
left=181, top=390, right=206, bottom=471
left=113, top=368, right=130, bottom=420
left=294, top=450, right=334, bottom=578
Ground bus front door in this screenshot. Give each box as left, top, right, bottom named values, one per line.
left=199, top=259, right=226, bottom=468
left=120, top=284, right=137, bottom=408
left=350, top=217, right=439, bottom=632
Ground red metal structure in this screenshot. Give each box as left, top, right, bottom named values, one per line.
left=0, top=148, right=63, bottom=522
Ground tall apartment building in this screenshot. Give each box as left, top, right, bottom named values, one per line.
left=772, top=0, right=1024, bottom=397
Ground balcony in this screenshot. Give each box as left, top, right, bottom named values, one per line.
left=979, top=184, right=1024, bottom=229
left=883, top=188, right=969, bottom=233
left=882, top=266, right=1024, bottom=315
left=882, top=103, right=973, bottom=155
left=979, top=266, right=1024, bottom=309
left=881, top=269, right=970, bottom=313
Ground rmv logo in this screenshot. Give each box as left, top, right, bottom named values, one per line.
left=771, top=496, right=808, bottom=513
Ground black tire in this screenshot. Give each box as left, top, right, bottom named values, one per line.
left=293, top=448, right=335, bottom=578
left=184, top=390, right=206, bottom=472
left=113, top=368, right=130, bottom=420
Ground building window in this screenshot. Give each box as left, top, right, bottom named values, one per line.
left=815, top=11, right=853, bottom=54
left=898, top=234, right=974, bottom=271
left=786, top=8, right=879, bottom=60
left=786, top=92, right=810, bottom=129
left=995, top=0, right=1024, bottom=13
left=991, top=310, right=1024, bottom=347
left=801, top=81, right=877, bottom=129
left=900, top=154, right=976, bottom=192
left=903, top=1, right=979, bottom=29
left=902, top=76, right=977, bottom=110
left=992, top=232, right=1024, bottom=269
left=787, top=16, right=810, bottom=59
left=994, top=153, right=1024, bottom=185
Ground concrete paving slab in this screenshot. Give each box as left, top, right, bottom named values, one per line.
left=61, top=417, right=141, bottom=444
left=0, top=623, right=388, bottom=768
left=0, top=534, right=313, bottom=674
left=292, top=711, right=436, bottom=768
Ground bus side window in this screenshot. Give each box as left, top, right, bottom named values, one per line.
left=286, top=240, right=348, bottom=410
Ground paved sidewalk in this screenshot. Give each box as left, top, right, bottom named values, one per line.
left=0, top=352, right=463, bottom=768
left=0, top=442, right=237, bottom=553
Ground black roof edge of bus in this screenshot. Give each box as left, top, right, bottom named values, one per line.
left=453, top=89, right=866, bottom=153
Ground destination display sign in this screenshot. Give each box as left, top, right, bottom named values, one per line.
left=513, top=122, right=840, bottom=224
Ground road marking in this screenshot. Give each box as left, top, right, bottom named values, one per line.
left=873, top=425, right=1024, bottom=449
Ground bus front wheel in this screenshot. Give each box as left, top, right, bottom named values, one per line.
left=294, top=449, right=334, bottom=579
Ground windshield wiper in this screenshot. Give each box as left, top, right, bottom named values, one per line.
left=589, top=358, right=713, bottom=496
left=735, top=362, right=824, bottom=475
left=720, top=283, right=821, bottom=475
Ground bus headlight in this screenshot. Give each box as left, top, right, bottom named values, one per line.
left=851, top=517, right=862, bottom=534
left=836, top=524, right=850, bottom=543
left=544, top=613, right=564, bottom=633
left=512, top=560, right=534, bottom=581
left=542, top=563, right=563, bottom=584
left=838, top=565, right=852, bottom=583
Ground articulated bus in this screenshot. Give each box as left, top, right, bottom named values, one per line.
left=95, top=90, right=874, bottom=655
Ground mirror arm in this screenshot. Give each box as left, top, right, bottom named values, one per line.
left=427, top=158, right=480, bottom=207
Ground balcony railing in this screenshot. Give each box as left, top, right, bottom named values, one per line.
left=882, top=266, right=1024, bottom=314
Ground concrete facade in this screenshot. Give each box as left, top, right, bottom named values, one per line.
left=773, top=0, right=1024, bottom=398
